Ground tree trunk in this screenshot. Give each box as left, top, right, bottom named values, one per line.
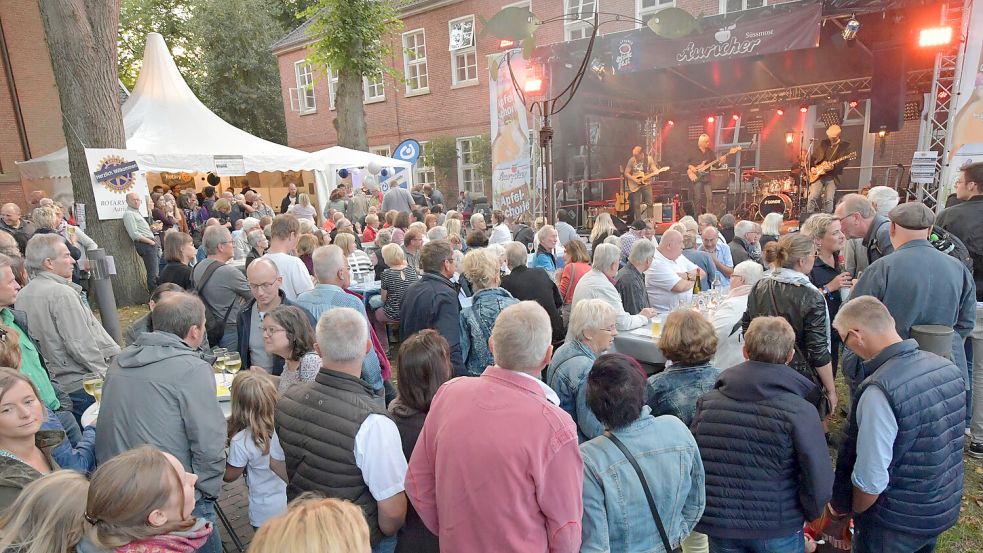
left=38, top=0, right=148, bottom=305
left=336, top=65, right=368, bottom=150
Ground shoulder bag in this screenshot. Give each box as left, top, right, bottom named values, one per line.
left=604, top=431, right=675, bottom=553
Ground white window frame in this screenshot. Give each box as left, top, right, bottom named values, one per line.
left=416, top=140, right=436, bottom=187
left=564, top=0, right=597, bottom=41
left=719, top=0, right=767, bottom=14
left=449, top=15, right=478, bottom=87
left=402, top=29, right=430, bottom=96
left=369, top=145, right=392, bottom=158
left=293, top=61, right=316, bottom=114
left=637, top=0, right=675, bottom=23
left=457, top=136, right=484, bottom=194
left=324, top=67, right=340, bottom=110
left=363, top=72, right=385, bottom=103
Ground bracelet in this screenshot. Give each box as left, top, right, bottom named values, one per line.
left=822, top=286, right=830, bottom=296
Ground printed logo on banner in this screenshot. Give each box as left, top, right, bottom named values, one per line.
left=614, top=39, right=635, bottom=72
left=93, top=155, right=139, bottom=193
left=84, top=148, right=149, bottom=221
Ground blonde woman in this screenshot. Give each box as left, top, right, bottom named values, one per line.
left=249, top=495, right=371, bottom=553
left=444, top=218, right=463, bottom=242
left=459, top=249, right=519, bottom=376
left=334, top=233, right=374, bottom=283
left=296, top=233, right=318, bottom=276
left=589, top=212, right=619, bottom=254
left=289, top=193, right=318, bottom=226
left=0, top=470, right=89, bottom=553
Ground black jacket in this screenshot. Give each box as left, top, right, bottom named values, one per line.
left=811, top=138, right=852, bottom=178
left=741, top=278, right=831, bottom=378
left=691, top=360, right=833, bottom=540
left=236, top=290, right=316, bottom=376
left=513, top=224, right=535, bottom=252
left=936, top=195, right=983, bottom=301
left=400, top=273, right=464, bottom=375
left=500, top=266, right=565, bottom=344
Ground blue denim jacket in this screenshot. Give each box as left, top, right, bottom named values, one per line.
left=459, top=287, right=518, bottom=376
left=42, top=407, right=96, bottom=474
left=580, top=407, right=705, bottom=552
left=646, top=362, right=723, bottom=427
left=546, top=340, right=604, bottom=442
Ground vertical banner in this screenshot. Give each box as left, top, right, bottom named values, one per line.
left=488, top=51, right=532, bottom=219
left=942, top=4, right=983, bottom=193
left=84, top=149, right=149, bottom=220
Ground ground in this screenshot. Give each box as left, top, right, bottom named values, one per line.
left=114, top=305, right=982, bottom=551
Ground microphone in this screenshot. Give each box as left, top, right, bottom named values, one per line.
left=809, top=138, right=816, bottom=142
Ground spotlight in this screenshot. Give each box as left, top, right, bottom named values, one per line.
left=919, top=26, right=953, bottom=48
left=848, top=100, right=859, bottom=108
left=776, top=108, right=784, bottom=116
left=524, top=77, right=543, bottom=93
left=841, top=16, right=860, bottom=41
left=732, top=114, right=740, bottom=121
left=785, top=132, right=795, bottom=145
left=800, top=105, right=809, bottom=114
left=938, top=89, right=950, bottom=101
left=707, top=115, right=715, bottom=123
left=667, top=119, right=675, bottom=127
left=878, top=129, right=887, bottom=137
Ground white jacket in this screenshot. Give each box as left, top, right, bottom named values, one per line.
left=570, top=268, right=648, bottom=331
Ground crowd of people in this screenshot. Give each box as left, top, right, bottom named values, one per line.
left=0, top=161, right=979, bottom=553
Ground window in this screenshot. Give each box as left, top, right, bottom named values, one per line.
left=293, top=61, right=316, bottom=114
left=416, top=141, right=436, bottom=187
left=721, top=0, right=766, bottom=14
left=564, top=0, right=596, bottom=41
left=326, top=68, right=340, bottom=110
left=637, top=0, right=675, bottom=22
left=364, top=72, right=385, bottom=103
left=457, top=137, right=484, bottom=194
left=402, top=29, right=429, bottom=95
left=449, top=16, right=478, bottom=86
left=369, top=145, right=392, bottom=158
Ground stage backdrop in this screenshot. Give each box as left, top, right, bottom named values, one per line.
left=488, top=50, right=533, bottom=220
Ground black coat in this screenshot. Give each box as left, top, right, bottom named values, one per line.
left=400, top=273, right=464, bottom=375
left=936, top=195, right=983, bottom=301
left=500, top=266, right=565, bottom=344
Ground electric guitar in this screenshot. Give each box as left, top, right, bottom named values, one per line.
left=808, top=151, right=857, bottom=184
left=687, top=146, right=742, bottom=182
left=626, top=166, right=671, bottom=193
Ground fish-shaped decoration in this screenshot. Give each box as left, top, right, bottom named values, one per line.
left=646, top=7, right=704, bottom=39
left=479, top=6, right=540, bottom=59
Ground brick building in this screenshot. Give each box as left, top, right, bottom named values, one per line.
left=268, top=0, right=934, bottom=217
left=0, top=2, right=65, bottom=209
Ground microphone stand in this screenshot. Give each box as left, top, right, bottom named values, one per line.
left=802, top=133, right=816, bottom=221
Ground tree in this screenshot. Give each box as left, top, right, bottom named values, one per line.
left=192, top=0, right=288, bottom=143
left=39, top=0, right=149, bottom=306
left=118, top=0, right=201, bottom=92
left=304, top=0, right=404, bottom=150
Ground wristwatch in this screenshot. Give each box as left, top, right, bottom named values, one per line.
left=822, top=286, right=831, bottom=296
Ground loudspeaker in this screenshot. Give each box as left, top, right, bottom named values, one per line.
left=869, top=44, right=906, bottom=132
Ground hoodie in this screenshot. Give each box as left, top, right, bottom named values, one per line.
left=94, top=332, right=226, bottom=499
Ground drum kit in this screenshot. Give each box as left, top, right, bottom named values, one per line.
left=741, top=170, right=803, bottom=220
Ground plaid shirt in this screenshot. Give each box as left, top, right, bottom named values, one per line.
left=619, top=230, right=644, bottom=263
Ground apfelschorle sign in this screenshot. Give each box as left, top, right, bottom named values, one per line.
left=611, top=3, right=821, bottom=74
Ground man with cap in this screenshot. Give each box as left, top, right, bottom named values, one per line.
left=809, top=125, right=852, bottom=214
left=841, top=201, right=976, bottom=399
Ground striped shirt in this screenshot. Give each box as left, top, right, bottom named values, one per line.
left=381, top=266, right=420, bottom=320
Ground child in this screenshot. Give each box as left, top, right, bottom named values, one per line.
left=249, top=494, right=371, bottom=553
left=224, top=371, right=288, bottom=529
left=79, top=445, right=213, bottom=553
left=0, top=470, right=89, bottom=553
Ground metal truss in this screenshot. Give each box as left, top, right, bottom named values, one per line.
left=910, top=0, right=969, bottom=212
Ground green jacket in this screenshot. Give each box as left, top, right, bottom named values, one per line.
left=0, top=430, right=63, bottom=513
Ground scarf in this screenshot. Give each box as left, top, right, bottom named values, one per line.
left=114, top=520, right=213, bottom=553
left=763, top=268, right=831, bottom=351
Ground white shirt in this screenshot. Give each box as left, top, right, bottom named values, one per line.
left=263, top=252, right=315, bottom=301
left=571, top=268, right=648, bottom=331
left=354, top=414, right=408, bottom=501
left=645, top=248, right=698, bottom=312
left=516, top=371, right=561, bottom=405
left=228, top=429, right=287, bottom=527
left=489, top=223, right=512, bottom=245
left=711, top=292, right=750, bottom=370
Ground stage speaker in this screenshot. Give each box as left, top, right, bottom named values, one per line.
left=870, top=44, right=906, bottom=133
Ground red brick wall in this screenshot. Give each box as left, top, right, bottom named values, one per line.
left=0, top=2, right=65, bottom=209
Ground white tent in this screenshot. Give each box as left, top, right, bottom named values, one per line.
left=308, top=146, right=414, bottom=196
left=17, top=32, right=319, bottom=186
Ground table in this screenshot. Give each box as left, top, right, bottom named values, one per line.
left=350, top=280, right=382, bottom=311
left=612, top=325, right=666, bottom=367
left=81, top=374, right=233, bottom=426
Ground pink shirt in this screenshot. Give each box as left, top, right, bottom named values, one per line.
left=406, top=367, right=584, bottom=553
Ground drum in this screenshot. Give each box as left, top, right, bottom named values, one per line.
left=762, top=180, right=783, bottom=194
left=759, top=193, right=793, bottom=218
left=781, top=177, right=796, bottom=193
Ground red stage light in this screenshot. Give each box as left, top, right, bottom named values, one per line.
left=667, top=120, right=675, bottom=126
left=938, top=89, right=950, bottom=101
left=732, top=114, right=740, bottom=121
left=919, top=26, right=953, bottom=48
left=707, top=116, right=715, bottom=123
left=524, top=78, right=543, bottom=93
left=799, top=106, right=809, bottom=113
left=776, top=108, right=784, bottom=116
left=848, top=100, right=859, bottom=108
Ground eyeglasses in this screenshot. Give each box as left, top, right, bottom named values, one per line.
left=248, top=280, right=278, bottom=292
left=261, top=326, right=286, bottom=336
left=0, top=327, right=7, bottom=342
left=599, top=324, right=617, bottom=333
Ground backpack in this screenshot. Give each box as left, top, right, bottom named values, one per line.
left=192, top=260, right=236, bottom=346
left=930, top=225, right=974, bottom=273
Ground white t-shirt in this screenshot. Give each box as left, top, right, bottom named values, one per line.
left=264, top=252, right=314, bottom=301
left=228, top=429, right=287, bottom=527
left=489, top=223, right=512, bottom=245
left=645, top=248, right=698, bottom=312
left=354, top=414, right=408, bottom=501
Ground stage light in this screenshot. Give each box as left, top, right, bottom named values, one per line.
left=776, top=108, right=784, bottom=116
left=732, top=114, right=740, bottom=121
left=841, top=16, right=860, bottom=41
left=800, top=105, right=809, bottom=114
left=524, top=77, right=543, bottom=93
left=707, top=115, right=715, bottom=123
left=785, top=132, right=795, bottom=145
left=919, top=26, right=953, bottom=48
left=667, top=119, right=675, bottom=127
left=878, top=129, right=887, bottom=138
left=938, top=89, right=950, bottom=101
left=848, top=100, right=859, bottom=108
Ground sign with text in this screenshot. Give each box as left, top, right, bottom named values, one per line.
left=214, top=155, right=245, bottom=176
left=84, top=149, right=149, bottom=220
left=910, top=150, right=940, bottom=184
left=488, top=50, right=532, bottom=219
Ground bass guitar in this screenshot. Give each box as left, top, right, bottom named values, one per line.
left=687, top=146, right=742, bottom=183
left=626, top=166, right=671, bottom=193
left=808, top=151, right=857, bottom=184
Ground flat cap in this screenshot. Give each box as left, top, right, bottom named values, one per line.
left=888, top=202, right=934, bottom=230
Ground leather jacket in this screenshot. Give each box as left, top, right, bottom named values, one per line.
left=741, top=278, right=831, bottom=378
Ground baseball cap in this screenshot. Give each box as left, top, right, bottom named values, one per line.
left=888, top=202, right=934, bottom=230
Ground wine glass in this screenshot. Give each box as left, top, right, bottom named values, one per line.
left=224, top=353, right=242, bottom=381
left=83, top=374, right=104, bottom=404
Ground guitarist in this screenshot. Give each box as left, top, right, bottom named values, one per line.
left=687, top=134, right=726, bottom=215
left=623, top=146, right=661, bottom=221
left=809, top=124, right=851, bottom=214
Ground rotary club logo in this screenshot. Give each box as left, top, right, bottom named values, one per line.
left=94, top=155, right=139, bottom=194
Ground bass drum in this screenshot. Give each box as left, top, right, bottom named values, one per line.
left=758, top=193, right=793, bottom=218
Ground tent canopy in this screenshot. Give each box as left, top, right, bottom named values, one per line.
left=17, top=32, right=317, bottom=181
left=309, top=146, right=414, bottom=193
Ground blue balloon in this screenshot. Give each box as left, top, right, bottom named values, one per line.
left=381, top=168, right=389, bottom=178
left=338, top=168, right=349, bottom=179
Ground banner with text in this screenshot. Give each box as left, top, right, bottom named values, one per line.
left=488, top=51, right=532, bottom=219
left=84, top=148, right=149, bottom=220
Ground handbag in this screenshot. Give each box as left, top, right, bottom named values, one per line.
left=604, top=432, right=675, bottom=553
